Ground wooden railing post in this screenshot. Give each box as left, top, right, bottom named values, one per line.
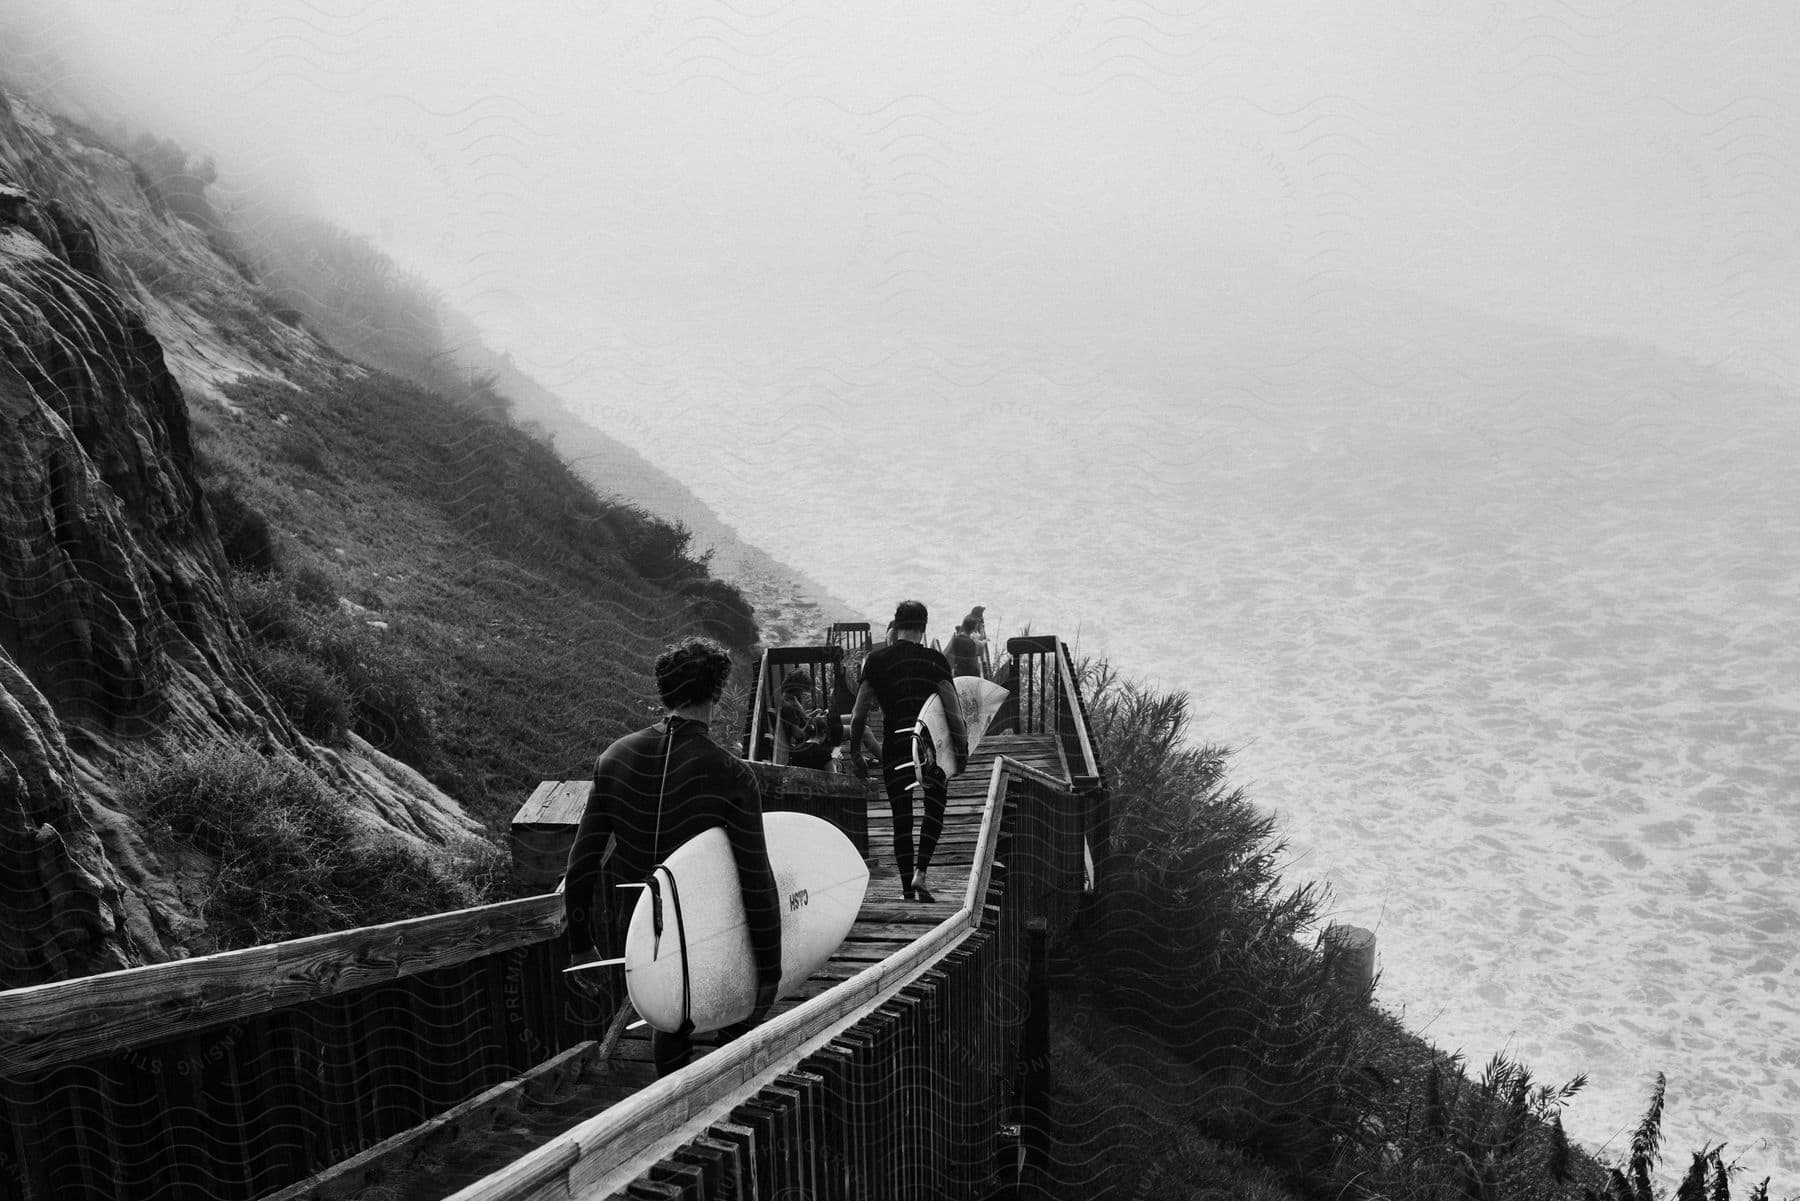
left=741, top=647, right=773, bottom=760
left=1018, top=916, right=1051, bottom=1189
left=990, top=655, right=1020, bottom=734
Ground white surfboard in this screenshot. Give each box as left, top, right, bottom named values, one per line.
left=621, top=811, right=868, bottom=1034
left=910, top=677, right=1010, bottom=786
left=912, top=692, right=958, bottom=782
left=954, top=676, right=1010, bottom=754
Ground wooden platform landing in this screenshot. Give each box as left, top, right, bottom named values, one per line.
left=382, top=734, right=1064, bottom=1201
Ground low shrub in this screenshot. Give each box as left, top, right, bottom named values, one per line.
left=206, top=477, right=281, bottom=573
left=276, top=427, right=334, bottom=477
left=125, top=742, right=502, bottom=947
left=125, top=743, right=359, bottom=943
left=229, top=569, right=440, bottom=773
left=291, top=562, right=338, bottom=609
left=678, top=576, right=759, bottom=651
left=232, top=570, right=311, bottom=644
left=249, top=643, right=350, bottom=743
left=309, top=630, right=440, bottom=772
left=1341, top=1047, right=1591, bottom=1199
left=335, top=833, right=480, bottom=918
left=619, top=508, right=707, bottom=586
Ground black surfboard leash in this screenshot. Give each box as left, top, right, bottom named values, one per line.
left=650, top=717, right=696, bottom=1037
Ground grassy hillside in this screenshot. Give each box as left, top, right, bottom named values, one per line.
left=0, top=83, right=765, bottom=955
left=114, top=127, right=768, bottom=820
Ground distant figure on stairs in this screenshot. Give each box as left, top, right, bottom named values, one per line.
left=946, top=615, right=985, bottom=679
left=563, top=637, right=783, bottom=1076
left=850, top=601, right=968, bottom=904
left=777, top=670, right=842, bottom=770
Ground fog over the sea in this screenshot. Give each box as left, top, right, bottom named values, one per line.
left=16, top=2, right=1798, bottom=377
left=8, top=0, right=1798, bottom=1186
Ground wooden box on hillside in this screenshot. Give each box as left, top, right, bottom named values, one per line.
left=745, top=761, right=871, bottom=860
left=510, top=779, right=594, bottom=897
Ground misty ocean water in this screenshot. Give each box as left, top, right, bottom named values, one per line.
left=569, top=323, right=1800, bottom=1185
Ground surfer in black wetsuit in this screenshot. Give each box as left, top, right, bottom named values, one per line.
left=849, top=600, right=968, bottom=903
left=946, top=617, right=984, bottom=679
left=564, top=636, right=782, bottom=1077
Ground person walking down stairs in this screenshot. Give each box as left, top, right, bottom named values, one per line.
left=849, top=601, right=967, bottom=903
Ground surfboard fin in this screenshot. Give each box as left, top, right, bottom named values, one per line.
left=615, top=882, right=648, bottom=890
left=562, top=958, right=626, bottom=973
left=626, top=1019, right=648, bottom=1031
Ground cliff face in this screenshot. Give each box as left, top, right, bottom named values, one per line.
left=0, top=90, right=478, bottom=986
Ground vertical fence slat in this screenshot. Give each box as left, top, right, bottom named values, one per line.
left=3, top=1074, right=51, bottom=1201
left=730, top=1100, right=779, bottom=1201
left=834, top=1031, right=875, bottom=1199
left=803, top=1047, right=853, bottom=1201
left=883, top=996, right=919, bottom=1200
left=781, top=1069, right=827, bottom=1201
left=149, top=1033, right=199, bottom=1198
left=691, top=1134, right=744, bottom=1200
left=763, top=1084, right=804, bottom=1196
left=44, top=1064, right=100, bottom=1201
left=647, top=1155, right=707, bottom=1198
left=669, top=1141, right=724, bottom=1198
left=209, top=1022, right=257, bottom=1198
left=705, top=1122, right=757, bottom=1201
left=254, top=1008, right=307, bottom=1188
left=482, top=951, right=519, bottom=1085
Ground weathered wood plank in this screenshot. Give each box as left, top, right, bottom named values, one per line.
left=842, top=922, right=948, bottom=941
left=0, top=895, right=567, bottom=1074
left=543, top=780, right=592, bottom=826
left=510, top=781, right=561, bottom=829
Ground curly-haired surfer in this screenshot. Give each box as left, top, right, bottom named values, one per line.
left=564, top=637, right=782, bottom=1076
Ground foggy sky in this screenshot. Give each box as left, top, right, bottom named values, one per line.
left=10, top=0, right=1797, bottom=389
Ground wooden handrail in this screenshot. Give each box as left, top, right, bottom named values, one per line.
left=0, top=893, right=565, bottom=1075
left=743, top=647, right=773, bottom=761
left=1056, top=640, right=1101, bottom=780
left=0, top=766, right=871, bottom=1074
left=449, top=754, right=1053, bottom=1201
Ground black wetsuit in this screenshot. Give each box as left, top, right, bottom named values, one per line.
left=564, top=715, right=781, bottom=1075
left=858, top=641, right=955, bottom=880
left=946, top=631, right=983, bottom=678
